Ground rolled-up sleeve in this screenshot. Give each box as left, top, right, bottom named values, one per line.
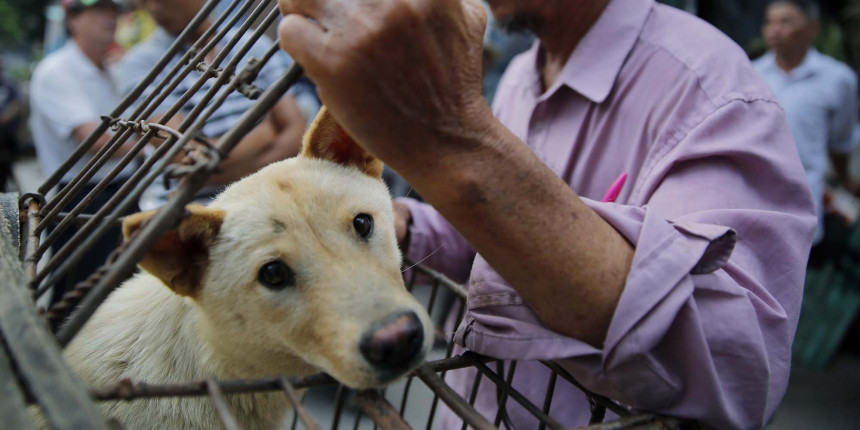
left=458, top=99, right=817, bottom=429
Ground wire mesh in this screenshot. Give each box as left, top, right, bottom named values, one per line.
left=12, top=1, right=697, bottom=429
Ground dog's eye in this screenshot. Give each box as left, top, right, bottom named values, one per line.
left=353, top=213, right=374, bottom=239
left=258, top=260, right=295, bottom=290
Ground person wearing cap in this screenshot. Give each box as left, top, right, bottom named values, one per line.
left=754, top=0, right=860, bottom=257
left=29, top=0, right=141, bottom=307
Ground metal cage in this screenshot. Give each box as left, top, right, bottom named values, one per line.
left=0, top=1, right=697, bottom=428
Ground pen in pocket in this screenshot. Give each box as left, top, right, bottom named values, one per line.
left=601, top=173, right=628, bottom=203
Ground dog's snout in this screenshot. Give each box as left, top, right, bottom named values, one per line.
left=360, top=311, right=425, bottom=369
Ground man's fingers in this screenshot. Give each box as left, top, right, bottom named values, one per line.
left=279, top=14, right=326, bottom=73
left=463, top=0, right=488, bottom=35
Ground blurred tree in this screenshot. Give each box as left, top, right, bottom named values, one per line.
left=843, top=0, right=860, bottom=70
left=697, top=0, right=767, bottom=50
left=0, top=0, right=51, bottom=47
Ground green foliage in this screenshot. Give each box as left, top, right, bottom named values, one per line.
left=0, top=1, right=23, bottom=45
left=817, top=18, right=846, bottom=61
left=0, top=0, right=52, bottom=47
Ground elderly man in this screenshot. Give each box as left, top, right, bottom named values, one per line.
left=278, top=0, right=816, bottom=428
left=30, top=0, right=140, bottom=305
left=117, top=0, right=308, bottom=209
left=754, top=0, right=859, bottom=250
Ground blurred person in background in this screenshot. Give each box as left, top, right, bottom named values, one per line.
left=277, top=0, right=816, bottom=428
left=29, top=0, right=140, bottom=309
left=754, top=0, right=860, bottom=255
left=117, top=0, right=308, bottom=210
left=0, top=58, right=23, bottom=192
left=480, top=1, right=533, bottom=105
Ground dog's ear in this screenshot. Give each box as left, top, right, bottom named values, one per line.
left=301, top=106, right=384, bottom=178
left=121, top=205, right=225, bottom=297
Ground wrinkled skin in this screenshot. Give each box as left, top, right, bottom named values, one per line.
left=277, top=0, right=491, bottom=177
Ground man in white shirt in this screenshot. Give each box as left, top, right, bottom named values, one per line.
left=29, top=0, right=139, bottom=306
left=754, top=0, right=860, bottom=249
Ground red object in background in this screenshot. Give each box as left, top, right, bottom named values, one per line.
left=105, top=41, right=125, bottom=65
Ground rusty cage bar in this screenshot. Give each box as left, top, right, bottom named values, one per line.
left=0, top=1, right=698, bottom=428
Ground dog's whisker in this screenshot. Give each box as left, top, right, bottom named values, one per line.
left=402, top=246, right=444, bottom=273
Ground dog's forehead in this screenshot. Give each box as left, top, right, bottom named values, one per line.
left=212, top=158, right=392, bottom=231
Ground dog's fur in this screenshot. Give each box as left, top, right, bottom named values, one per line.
left=63, top=108, right=434, bottom=429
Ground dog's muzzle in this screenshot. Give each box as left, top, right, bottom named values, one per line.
left=359, top=311, right=425, bottom=373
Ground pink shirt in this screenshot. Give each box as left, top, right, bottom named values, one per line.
left=401, top=0, right=816, bottom=428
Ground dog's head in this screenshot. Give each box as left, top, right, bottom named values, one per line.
left=122, top=107, right=433, bottom=388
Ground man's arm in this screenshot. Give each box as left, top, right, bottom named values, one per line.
left=71, top=122, right=137, bottom=158
left=405, top=124, right=633, bottom=347
left=257, top=93, right=306, bottom=166
left=831, top=152, right=859, bottom=193
left=278, top=0, right=631, bottom=346
left=207, top=95, right=305, bottom=185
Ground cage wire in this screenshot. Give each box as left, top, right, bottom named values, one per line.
left=11, top=0, right=698, bottom=428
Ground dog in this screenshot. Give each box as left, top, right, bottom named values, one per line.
left=62, top=108, right=435, bottom=429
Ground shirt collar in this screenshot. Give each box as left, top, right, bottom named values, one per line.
left=522, top=0, right=654, bottom=103
left=791, top=48, right=822, bottom=80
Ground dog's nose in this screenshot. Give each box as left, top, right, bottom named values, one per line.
left=360, top=311, right=425, bottom=369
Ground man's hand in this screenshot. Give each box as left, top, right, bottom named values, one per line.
left=278, top=0, right=491, bottom=176
left=207, top=96, right=305, bottom=186
left=831, top=152, right=860, bottom=196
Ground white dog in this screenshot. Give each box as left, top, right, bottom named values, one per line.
left=63, top=108, right=434, bottom=429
